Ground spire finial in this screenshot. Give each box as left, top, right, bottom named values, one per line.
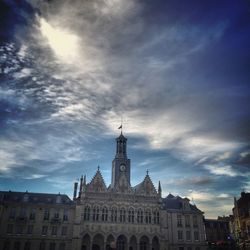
left=146, top=169, right=149, bottom=175
left=98, top=165, right=100, bottom=171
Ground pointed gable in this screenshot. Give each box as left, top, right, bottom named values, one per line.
left=134, top=174, right=157, bottom=196
left=87, top=168, right=107, bottom=192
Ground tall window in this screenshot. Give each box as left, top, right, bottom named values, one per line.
left=111, top=208, right=117, bottom=222
left=24, top=242, right=31, bottom=250
left=137, top=209, right=143, bottom=223
left=177, top=230, right=183, bottom=240
left=63, top=209, right=68, bottom=221
left=41, top=226, right=48, bottom=236
left=59, top=243, right=66, bottom=250
left=186, top=231, right=191, bottom=241
left=51, top=226, right=57, bottom=236
left=61, top=226, right=67, bottom=236
left=193, top=215, right=198, bottom=227
left=84, top=206, right=90, bottom=221
left=43, top=209, right=50, bottom=221
left=14, top=242, right=21, bottom=250
left=93, top=206, right=99, bottom=221
left=20, top=207, right=27, bottom=217
left=120, top=208, right=126, bottom=223
left=177, top=214, right=182, bottom=227
left=6, top=224, right=13, bottom=234
left=54, top=210, right=60, bottom=219
left=194, top=231, right=199, bottom=241
left=102, top=207, right=108, bottom=221
left=128, top=208, right=134, bottom=223
left=9, top=208, right=16, bottom=220
left=153, top=210, right=160, bottom=224
left=49, top=243, right=56, bottom=250
left=27, top=225, right=33, bottom=235
left=3, top=241, right=10, bottom=250
left=145, top=210, right=151, bottom=224
left=39, top=242, right=46, bottom=250
left=185, top=215, right=190, bottom=227
left=15, top=225, right=23, bottom=235
left=29, top=208, right=36, bottom=220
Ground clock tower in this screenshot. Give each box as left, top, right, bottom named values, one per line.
left=111, top=132, right=131, bottom=189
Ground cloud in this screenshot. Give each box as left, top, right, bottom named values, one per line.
left=204, top=165, right=242, bottom=177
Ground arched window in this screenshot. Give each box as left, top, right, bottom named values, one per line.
left=153, top=210, right=159, bottom=224
left=145, top=209, right=151, bottom=224
left=93, top=206, right=99, bottom=221
left=102, top=207, right=108, bottom=221
left=128, top=208, right=134, bottom=223
left=111, top=207, right=117, bottom=222
left=120, top=208, right=126, bottom=223
left=137, top=209, right=143, bottom=223
left=84, top=206, right=90, bottom=221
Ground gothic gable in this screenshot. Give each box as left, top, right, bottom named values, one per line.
left=134, top=174, right=157, bottom=196
left=87, top=169, right=107, bottom=192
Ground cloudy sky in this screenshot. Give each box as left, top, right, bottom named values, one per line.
left=0, top=0, right=250, bottom=218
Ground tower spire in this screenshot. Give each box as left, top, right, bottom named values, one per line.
left=158, top=181, right=162, bottom=197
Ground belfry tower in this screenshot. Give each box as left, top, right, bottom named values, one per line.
left=111, top=132, right=131, bottom=189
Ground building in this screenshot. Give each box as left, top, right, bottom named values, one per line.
left=231, top=192, right=250, bottom=249
left=204, top=216, right=230, bottom=247
left=0, top=132, right=207, bottom=250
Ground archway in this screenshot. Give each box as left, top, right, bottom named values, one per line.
left=92, top=234, right=104, bottom=250
left=129, top=235, right=137, bottom=250
left=106, top=234, right=115, bottom=250
left=117, top=235, right=127, bottom=250
left=139, top=236, right=149, bottom=250
left=82, top=234, right=91, bottom=250
left=152, top=236, right=159, bottom=250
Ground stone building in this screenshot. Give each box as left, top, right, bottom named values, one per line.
left=0, top=192, right=75, bottom=250
left=72, top=132, right=206, bottom=250
left=0, top=132, right=206, bottom=250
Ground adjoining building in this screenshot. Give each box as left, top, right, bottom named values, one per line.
left=0, top=132, right=207, bottom=250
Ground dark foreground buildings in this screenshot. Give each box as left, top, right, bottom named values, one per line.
left=0, top=133, right=207, bottom=250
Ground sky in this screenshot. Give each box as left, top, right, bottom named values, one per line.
left=0, top=0, right=250, bottom=218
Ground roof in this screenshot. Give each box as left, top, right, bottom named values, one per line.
left=0, top=191, right=74, bottom=205
left=163, top=194, right=202, bottom=213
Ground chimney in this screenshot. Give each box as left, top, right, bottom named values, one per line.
left=79, top=175, right=83, bottom=197
left=73, top=182, right=78, bottom=200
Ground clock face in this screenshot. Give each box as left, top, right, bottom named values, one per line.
left=120, top=164, right=126, bottom=172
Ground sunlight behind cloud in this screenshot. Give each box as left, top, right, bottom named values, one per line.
left=39, top=17, right=80, bottom=63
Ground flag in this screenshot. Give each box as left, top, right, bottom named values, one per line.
left=118, top=125, right=122, bottom=129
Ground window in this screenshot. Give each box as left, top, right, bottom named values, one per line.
left=39, top=242, right=46, bottom=250
left=29, top=209, right=36, bottom=220
left=20, top=207, right=27, bottom=217
left=24, top=242, right=31, bottom=250
left=102, top=207, right=108, bottom=221
left=153, top=210, right=160, bottom=224
left=111, top=208, right=117, bottom=222
left=145, top=210, right=151, bottom=224
left=93, top=206, right=99, bottom=221
left=42, top=226, right=48, bottom=235
left=14, top=242, right=21, bottom=250
left=52, top=226, right=57, bottom=236
left=27, top=225, right=33, bottom=235
left=44, top=209, right=50, bottom=220
left=186, top=230, right=191, bottom=241
left=54, top=210, right=60, bottom=219
left=59, top=243, right=66, bottom=250
left=15, top=225, right=24, bottom=235
left=194, top=231, right=199, bottom=241
left=61, top=226, right=67, bottom=236
left=137, top=209, right=143, bottom=223
left=179, top=247, right=184, bottom=250
left=6, top=224, right=13, bottom=234
left=63, top=209, right=68, bottom=221
left=128, top=208, right=134, bottom=223
left=120, top=208, right=126, bottom=223
left=193, top=215, right=198, bottom=227
left=3, top=241, right=10, bottom=250
left=187, top=247, right=192, bottom=250
left=9, top=208, right=16, bottom=219
left=49, top=243, right=56, bottom=250
left=84, top=206, right=90, bottom=221
left=177, top=230, right=183, bottom=240
left=185, top=215, right=190, bottom=227
left=177, top=214, right=182, bottom=227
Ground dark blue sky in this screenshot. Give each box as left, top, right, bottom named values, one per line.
left=0, top=0, right=250, bottom=218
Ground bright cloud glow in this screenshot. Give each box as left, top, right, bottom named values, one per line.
left=204, top=165, right=239, bottom=177
left=39, top=17, right=80, bottom=63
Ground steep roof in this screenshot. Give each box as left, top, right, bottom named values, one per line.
left=133, top=174, right=157, bottom=196
left=86, top=168, right=107, bottom=192
left=0, top=191, right=73, bottom=205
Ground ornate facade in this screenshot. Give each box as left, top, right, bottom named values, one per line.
left=0, top=132, right=207, bottom=250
